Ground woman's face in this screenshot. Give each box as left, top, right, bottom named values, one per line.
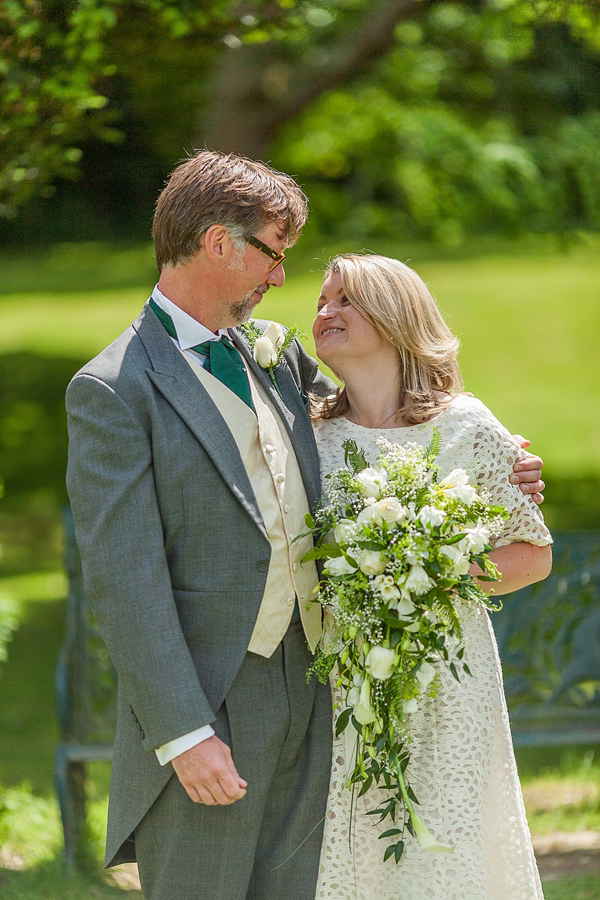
left=313, top=271, right=393, bottom=374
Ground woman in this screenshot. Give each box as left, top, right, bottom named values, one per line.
left=310, top=253, right=552, bottom=900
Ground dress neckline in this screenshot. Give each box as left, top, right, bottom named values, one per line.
left=337, top=395, right=459, bottom=433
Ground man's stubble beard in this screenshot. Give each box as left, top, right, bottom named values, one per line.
left=229, top=288, right=262, bottom=325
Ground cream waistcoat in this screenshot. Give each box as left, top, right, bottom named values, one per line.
left=183, top=353, right=321, bottom=656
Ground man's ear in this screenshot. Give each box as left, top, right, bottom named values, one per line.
left=202, top=224, right=234, bottom=265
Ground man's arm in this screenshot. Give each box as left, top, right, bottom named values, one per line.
left=66, top=373, right=215, bottom=749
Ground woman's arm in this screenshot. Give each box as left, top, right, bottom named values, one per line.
left=470, top=542, right=553, bottom=596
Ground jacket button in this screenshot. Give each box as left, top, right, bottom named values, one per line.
left=256, top=560, right=269, bottom=572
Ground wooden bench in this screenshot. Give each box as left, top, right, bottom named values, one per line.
left=492, top=530, right=600, bottom=747
left=55, top=520, right=600, bottom=868
left=55, top=506, right=116, bottom=869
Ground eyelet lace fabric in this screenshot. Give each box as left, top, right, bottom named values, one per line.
left=312, top=395, right=551, bottom=900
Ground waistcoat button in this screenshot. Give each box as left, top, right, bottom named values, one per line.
left=256, top=559, right=269, bottom=572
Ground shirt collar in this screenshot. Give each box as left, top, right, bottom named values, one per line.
left=151, top=286, right=228, bottom=350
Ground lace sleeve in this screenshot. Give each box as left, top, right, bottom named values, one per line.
left=470, top=401, right=552, bottom=548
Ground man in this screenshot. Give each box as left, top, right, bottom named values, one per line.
left=66, top=150, right=545, bottom=900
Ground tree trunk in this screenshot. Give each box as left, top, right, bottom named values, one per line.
left=199, top=0, right=434, bottom=159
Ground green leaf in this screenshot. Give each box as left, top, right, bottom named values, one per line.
left=335, top=707, right=353, bottom=735
left=424, top=426, right=442, bottom=464
left=342, top=439, right=369, bottom=473
left=384, top=844, right=396, bottom=862
left=358, top=775, right=373, bottom=796
left=379, top=828, right=403, bottom=839
left=395, top=840, right=405, bottom=863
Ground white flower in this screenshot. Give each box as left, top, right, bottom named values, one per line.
left=373, top=497, right=407, bottom=525
left=373, top=575, right=401, bottom=602
left=440, top=543, right=471, bottom=576
left=356, top=504, right=382, bottom=528
left=263, top=320, right=285, bottom=349
left=366, top=645, right=396, bottom=680
left=405, top=564, right=435, bottom=595
left=393, top=595, right=417, bottom=618
left=403, top=697, right=418, bottom=714
left=459, top=523, right=491, bottom=555
left=356, top=549, right=387, bottom=576
left=334, top=518, right=359, bottom=544
left=419, top=505, right=446, bottom=528
left=324, top=555, right=357, bottom=576
left=411, top=811, right=454, bottom=853
left=253, top=335, right=278, bottom=368
left=415, top=660, right=436, bottom=689
left=354, top=678, right=377, bottom=725
left=438, top=468, right=477, bottom=505
left=355, top=467, right=388, bottom=499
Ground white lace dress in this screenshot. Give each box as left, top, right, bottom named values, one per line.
left=313, top=394, right=552, bottom=900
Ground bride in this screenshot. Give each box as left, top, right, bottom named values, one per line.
left=310, top=253, right=553, bottom=900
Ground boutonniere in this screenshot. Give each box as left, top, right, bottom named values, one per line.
left=240, top=320, right=304, bottom=394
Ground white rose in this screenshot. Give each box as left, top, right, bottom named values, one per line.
left=324, top=555, right=358, bottom=576
left=439, top=469, right=477, bottom=505
left=415, top=660, right=436, bottom=689
left=459, top=523, right=491, bottom=555
left=356, top=549, right=387, bottom=576
left=356, top=504, right=382, bottom=528
left=366, top=645, right=396, bottom=680
left=355, top=467, right=388, bottom=499
left=373, top=497, right=407, bottom=525
left=419, top=505, right=446, bottom=528
left=440, top=543, right=471, bottom=576
left=334, top=518, right=359, bottom=544
left=263, top=320, right=285, bottom=349
left=253, top=335, right=278, bottom=368
left=354, top=678, right=377, bottom=724
left=403, top=697, right=418, bottom=714
left=405, top=564, right=435, bottom=595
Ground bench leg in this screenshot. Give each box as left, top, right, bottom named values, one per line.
left=55, top=746, right=87, bottom=871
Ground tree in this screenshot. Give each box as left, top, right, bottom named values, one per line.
left=2, top=0, right=600, bottom=241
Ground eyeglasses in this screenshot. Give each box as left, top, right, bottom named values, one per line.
left=245, top=235, right=286, bottom=272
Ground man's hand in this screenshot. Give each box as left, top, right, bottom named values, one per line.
left=172, top=735, right=248, bottom=806
left=511, top=435, right=545, bottom=505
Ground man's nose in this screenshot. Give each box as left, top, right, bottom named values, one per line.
left=267, top=264, right=286, bottom=288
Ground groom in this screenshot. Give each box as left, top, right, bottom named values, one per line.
left=66, top=150, right=545, bottom=900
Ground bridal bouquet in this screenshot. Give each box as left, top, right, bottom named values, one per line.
left=302, top=432, right=507, bottom=864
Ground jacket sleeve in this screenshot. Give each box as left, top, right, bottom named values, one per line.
left=66, top=372, right=216, bottom=752
left=294, top=338, right=337, bottom=398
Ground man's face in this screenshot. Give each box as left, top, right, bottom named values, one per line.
left=224, top=220, right=288, bottom=326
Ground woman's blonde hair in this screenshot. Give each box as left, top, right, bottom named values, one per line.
left=314, top=253, right=463, bottom=426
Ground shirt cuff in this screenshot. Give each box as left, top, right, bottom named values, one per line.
left=155, top=724, right=216, bottom=766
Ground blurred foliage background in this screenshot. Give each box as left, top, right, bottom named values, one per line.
left=1, top=1, right=600, bottom=895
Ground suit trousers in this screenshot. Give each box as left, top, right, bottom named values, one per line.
left=134, top=619, right=333, bottom=900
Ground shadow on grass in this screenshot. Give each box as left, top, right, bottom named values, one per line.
left=543, top=873, right=600, bottom=900
left=0, top=855, right=142, bottom=898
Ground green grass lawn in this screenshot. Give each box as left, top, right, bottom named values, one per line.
left=1, top=235, right=598, bottom=477
left=0, top=237, right=599, bottom=896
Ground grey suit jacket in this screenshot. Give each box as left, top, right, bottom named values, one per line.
left=65, top=304, right=333, bottom=865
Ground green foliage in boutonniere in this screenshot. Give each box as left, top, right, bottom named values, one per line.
left=240, top=320, right=305, bottom=394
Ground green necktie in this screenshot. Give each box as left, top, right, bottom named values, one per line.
left=149, top=299, right=254, bottom=411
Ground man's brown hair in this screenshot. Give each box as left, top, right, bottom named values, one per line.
left=153, top=150, right=308, bottom=270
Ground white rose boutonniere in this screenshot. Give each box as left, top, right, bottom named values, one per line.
left=240, top=320, right=305, bottom=397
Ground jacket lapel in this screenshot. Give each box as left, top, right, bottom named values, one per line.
left=230, top=326, right=322, bottom=510
left=133, top=306, right=267, bottom=539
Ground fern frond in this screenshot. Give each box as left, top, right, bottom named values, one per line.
left=343, top=439, right=369, bottom=473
